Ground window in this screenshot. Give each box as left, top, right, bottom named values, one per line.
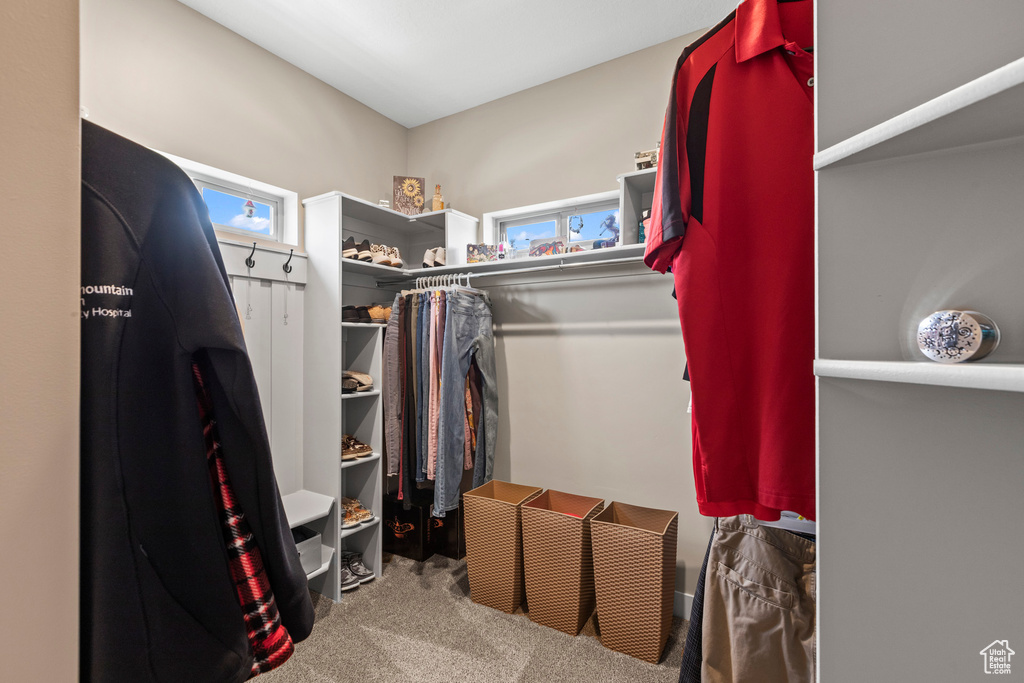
left=155, top=150, right=299, bottom=246
left=495, top=194, right=621, bottom=256
left=196, top=180, right=280, bottom=239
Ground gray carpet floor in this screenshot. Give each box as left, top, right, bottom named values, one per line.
left=262, top=553, right=689, bottom=683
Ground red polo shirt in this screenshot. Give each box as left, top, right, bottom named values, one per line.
left=645, top=0, right=815, bottom=520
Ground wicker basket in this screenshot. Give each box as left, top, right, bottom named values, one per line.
left=463, top=480, right=543, bottom=613
left=591, top=501, right=678, bottom=663
left=521, top=490, right=604, bottom=635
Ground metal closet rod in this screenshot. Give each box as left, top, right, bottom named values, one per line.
left=375, top=255, right=649, bottom=288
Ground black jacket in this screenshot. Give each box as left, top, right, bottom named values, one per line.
left=80, top=121, right=314, bottom=682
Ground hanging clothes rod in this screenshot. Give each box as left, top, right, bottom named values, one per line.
left=376, top=255, right=648, bottom=288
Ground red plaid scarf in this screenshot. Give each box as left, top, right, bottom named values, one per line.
left=192, top=361, right=295, bottom=678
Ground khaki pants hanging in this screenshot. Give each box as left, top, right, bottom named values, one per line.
left=702, top=516, right=816, bottom=683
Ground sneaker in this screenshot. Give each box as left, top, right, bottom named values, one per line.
left=342, top=236, right=358, bottom=259
left=433, top=247, right=446, bottom=266
left=370, top=243, right=391, bottom=266
left=342, top=551, right=375, bottom=583
left=339, top=563, right=361, bottom=591
left=387, top=246, right=404, bottom=268
left=422, top=248, right=436, bottom=268
left=356, top=239, right=373, bottom=262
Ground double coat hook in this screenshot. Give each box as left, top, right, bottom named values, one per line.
left=244, top=242, right=256, bottom=268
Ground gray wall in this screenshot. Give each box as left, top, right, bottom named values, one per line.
left=409, top=31, right=713, bottom=594
left=407, top=31, right=702, bottom=221
left=0, top=0, right=81, bottom=679
left=80, top=0, right=409, bottom=251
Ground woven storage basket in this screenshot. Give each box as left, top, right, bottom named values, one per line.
left=521, top=490, right=604, bottom=635
left=591, top=502, right=678, bottom=663
left=463, top=480, right=543, bottom=614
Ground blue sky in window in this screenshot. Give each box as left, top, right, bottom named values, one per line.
left=507, top=220, right=556, bottom=249
left=569, top=209, right=619, bottom=242
left=202, top=187, right=272, bottom=235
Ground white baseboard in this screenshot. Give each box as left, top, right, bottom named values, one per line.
left=674, top=590, right=694, bottom=620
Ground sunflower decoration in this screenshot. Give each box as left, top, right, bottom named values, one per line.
left=394, top=175, right=426, bottom=215
left=401, top=178, right=421, bottom=197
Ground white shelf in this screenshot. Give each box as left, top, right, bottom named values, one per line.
left=341, top=516, right=380, bottom=539
left=342, top=389, right=380, bottom=400
left=306, top=545, right=334, bottom=580
left=815, top=359, right=1024, bottom=393
left=815, top=56, right=1024, bottom=170
left=281, top=490, right=335, bottom=529
left=342, top=452, right=381, bottom=469
left=342, top=322, right=387, bottom=329
left=341, top=258, right=412, bottom=277
left=386, top=243, right=648, bottom=281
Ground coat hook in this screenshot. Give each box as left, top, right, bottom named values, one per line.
left=282, top=248, right=294, bottom=274
left=245, top=242, right=256, bottom=268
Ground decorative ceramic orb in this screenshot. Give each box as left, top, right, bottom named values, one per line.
left=916, top=310, right=999, bottom=363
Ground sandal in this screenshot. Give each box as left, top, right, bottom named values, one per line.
left=342, top=507, right=361, bottom=528
left=342, top=370, right=374, bottom=392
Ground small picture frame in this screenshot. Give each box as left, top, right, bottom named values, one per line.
left=393, top=176, right=425, bottom=215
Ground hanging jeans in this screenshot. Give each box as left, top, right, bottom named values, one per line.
left=383, top=293, right=403, bottom=476
left=702, top=516, right=816, bottom=683
left=416, top=295, right=431, bottom=482
left=434, top=291, right=497, bottom=516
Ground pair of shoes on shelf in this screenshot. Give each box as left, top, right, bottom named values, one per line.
left=341, top=434, right=373, bottom=461
left=370, top=244, right=405, bottom=268
left=343, top=304, right=391, bottom=324
left=342, top=236, right=405, bottom=268
left=341, top=497, right=374, bottom=528
left=422, top=247, right=446, bottom=268
left=338, top=551, right=374, bottom=590
left=342, top=236, right=371, bottom=261
left=343, top=305, right=368, bottom=324
left=366, top=303, right=392, bottom=323
left=342, top=370, right=373, bottom=393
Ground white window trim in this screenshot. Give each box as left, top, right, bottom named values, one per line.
left=482, top=190, right=619, bottom=248
left=155, top=150, right=299, bottom=247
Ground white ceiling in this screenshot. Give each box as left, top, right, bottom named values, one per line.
left=176, top=0, right=736, bottom=128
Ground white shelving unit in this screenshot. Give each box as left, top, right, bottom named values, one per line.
left=303, top=191, right=475, bottom=600
left=816, top=3, right=1024, bottom=678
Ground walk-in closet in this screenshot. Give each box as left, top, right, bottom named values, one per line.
left=3, top=0, right=1023, bottom=681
